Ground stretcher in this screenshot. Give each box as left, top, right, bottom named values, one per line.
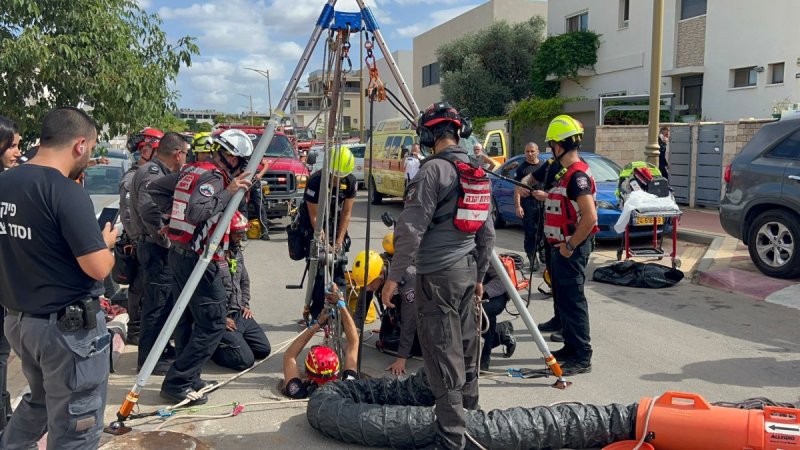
left=617, top=208, right=683, bottom=269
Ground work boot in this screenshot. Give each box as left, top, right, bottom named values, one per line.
left=560, top=360, right=592, bottom=376
left=496, top=321, right=516, bottom=358
left=551, top=345, right=575, bottom=360
left=193, top=379, right=219, bottom=392
left=0, top=391, right=12, bottom=430
left=550, top=330, right=564, bottom=343
left=160, top=387, right=209, bottom=406
left=537, top=317, right=561, bottom=332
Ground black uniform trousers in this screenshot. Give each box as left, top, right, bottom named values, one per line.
left=126, top=262, right=143, bottom=343
left=211, top=312, right=271, bottom=371
left=163, top=249, right=228, bottom=392
left=416, top=253, right=479, bottom=450
left=0, top=310, right=11, bottom=428
left=137, top=241, right=176, bottom=368
left=521, top=197, right=541, bottom=256
left=550, top=239, right=593, bottom=364
left=543, top=241, right=561, bottom=324
left=309, top=259, right=346, bottom=320
left=479, top=293, right=507, bottom=368
left=1, top=310, right=109, bottom=450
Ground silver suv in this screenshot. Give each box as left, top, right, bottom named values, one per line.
left=720, top=118, right=800, bottom=279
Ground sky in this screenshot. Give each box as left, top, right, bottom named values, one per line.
left=139, top=0, right=482, bottom=115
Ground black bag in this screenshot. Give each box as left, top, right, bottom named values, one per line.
left=111, top=236, right=138, bottom=284
left=647, top=177, right=670, bottom=197
left=286, top=205, right=312, bottom=261
left=592, top=261, right=683, bottom=289
left=377, top=294, right=422, bottom=357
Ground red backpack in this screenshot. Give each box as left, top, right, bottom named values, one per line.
left=427, top=152, right=492, bottom=233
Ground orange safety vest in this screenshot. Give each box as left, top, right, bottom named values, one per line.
left=543, top=160, right=599, bottom=244
left=168, top=161, right=230, bottom=260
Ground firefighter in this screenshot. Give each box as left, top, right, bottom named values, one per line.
left=129, top=132, right=188, bottom=375
left=381, top=102, right=495, bottom=450
left=150, top=129, right=253, bottom=405
left=535, top=115, right=598, bottom=375
left=191, top=132, right=213, bottom=163
left=118, top=127, right=162, bottom=346
left=300, top=145, right=357, bottom=320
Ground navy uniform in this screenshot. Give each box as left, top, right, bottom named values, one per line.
left=0, top=164, right=111, bottom=449
left=118, top=164, right=142, bottom=344
left=212, top=245, right=271, bottom=370
left=130, top=157, right=176, bottom=372
left=479, top=264, right=516, bottom=371
left=389, top=140, right=495, bottom=449
left=150, top=159, right=235, bottom=403
left=514, top=152, right=546, bottom=268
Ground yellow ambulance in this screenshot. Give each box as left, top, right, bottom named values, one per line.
left=365, top=117, right=507, bottom=204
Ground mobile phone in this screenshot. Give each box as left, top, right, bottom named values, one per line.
left=97, top=206, right=119, bottom=229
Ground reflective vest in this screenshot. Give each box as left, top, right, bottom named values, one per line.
left=168, top=161, right=230, bottom=260
left=427, top=152, right=491, bottom=233
left=543, top=160, right=599, bottom=244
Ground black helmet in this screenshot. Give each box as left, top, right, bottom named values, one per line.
left=417, top=102, right=472, bottom=148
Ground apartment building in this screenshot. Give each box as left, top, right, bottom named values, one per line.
left=173, top=108, right=223, bottom=124
left=548, top=0, right=799, bottom=121
left=362, top=50, right=415, bottom=127
left=413, top=0, right=548, bottom=108
left=290, top=69, right=362, bottom=131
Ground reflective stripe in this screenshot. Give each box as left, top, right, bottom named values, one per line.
left=455, top=209, right=489, bottom=221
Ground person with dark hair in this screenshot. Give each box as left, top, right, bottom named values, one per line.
left=129, top=131, right=187, bottom=375
left=0, top=107, right=117, bottom=449
left=0, top=115, right=20, bottom=430
left=0, top=116, right=21, bottom=171
left=514, top=142, right=546, bottom=271
left=382, top=102, right=495, bottom=449
left=658, top=126, right=670, bottom=179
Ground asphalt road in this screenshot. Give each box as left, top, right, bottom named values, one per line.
left=95, top=193, right=800, bottom=449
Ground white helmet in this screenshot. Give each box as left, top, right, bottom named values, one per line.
left=214, top=129, right=254, bottom=159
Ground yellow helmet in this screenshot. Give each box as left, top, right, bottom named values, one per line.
left=545, top=115, right=584, bottom=143
left=351, top=250, right=384, bottom=287
left=382, top=232, right=394, bottom=255
left=329, top=145, right=355, bottom=178
left=192, top=132, right=213, bottom=153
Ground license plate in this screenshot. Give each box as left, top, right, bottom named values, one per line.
left=262, top=185, right=270, bottom=195
left=634, top=216, right=665, bottom=226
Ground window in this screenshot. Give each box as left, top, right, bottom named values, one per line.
left=486, top=135, right=503, bottom=157
left=681, top=75, right=703, bottom=116
left=732, top=67, right=757, bottom=88
left=566, top=11, right=589, bottom=32
left=680, top=0, right=706, bottom=20
left=769, top=62, right=785, bottom=85
left=619, top=0, right=630, bottom=28
left=344, top=100, right=351, bottom=107
left=767, top=129, right=800, bottom=160
left=422, top=62, right=440, bottom=87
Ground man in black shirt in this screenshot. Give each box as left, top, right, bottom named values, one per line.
left=514, top=142, right=546, bottom=270
left=0, top=107, right=117, bottom=449
left=299, top=145, right=358, bottom=320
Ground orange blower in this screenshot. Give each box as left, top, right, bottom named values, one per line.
left=633, top=392, right=800, bottom=450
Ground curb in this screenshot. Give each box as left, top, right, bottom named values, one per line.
left=676, top=230, right=725, bottom=280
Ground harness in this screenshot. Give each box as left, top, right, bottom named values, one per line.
left=543, top=161, right=599, bottom=244
left=168, top=161, right=231, bottom=260
left=427, top=151, right=491, bottom=233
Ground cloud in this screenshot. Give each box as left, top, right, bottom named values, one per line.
left=136, top=0, right=152, bottom=8
left=396, top=4, right=478, bottom=37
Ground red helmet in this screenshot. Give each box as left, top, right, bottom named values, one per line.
left=419, top=102, right=462, bottom=129
left=305, top=345, right=340, bottom=385
left=126, top=127, right=164, bottom=153
left=230, top=211, right=250, bottom=233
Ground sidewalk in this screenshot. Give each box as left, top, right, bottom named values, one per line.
left=679, top=207, right=800, bottom=310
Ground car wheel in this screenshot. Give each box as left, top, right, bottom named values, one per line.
left=492, top=202, right=505, bottom=228
left=747, top=209, right=800, bottom=279
left=369, top=177, right=383, bottom=205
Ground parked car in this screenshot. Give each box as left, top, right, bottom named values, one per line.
left=84, top=158, right=130, bottom=215
left=491, top=152, right=660, bottom=240
left=309, top=143, right=367, bottom=187
left=720, top=118, right=800, bottom=279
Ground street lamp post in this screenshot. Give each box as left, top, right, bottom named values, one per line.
left=237, top=93, right=254, bottom=125
left=645, top=0, right=665, bottom=166
left=244, top=67, right=273, bottom=117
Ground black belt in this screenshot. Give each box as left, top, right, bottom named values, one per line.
left=6, top=298, right=100, bottom=320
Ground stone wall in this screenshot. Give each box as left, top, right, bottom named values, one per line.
left=676, top=16, right=706, bottom=68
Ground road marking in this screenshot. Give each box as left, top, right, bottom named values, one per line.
left=765, top=284, right=800, bottom=311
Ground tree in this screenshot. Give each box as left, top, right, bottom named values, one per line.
left=186, top=118, right=200, bottom=132
left=437, top=17, right=546, bottom=117
left=198, top=122, right=212, bottom=132
left=152, top=114, right=188, bottom=132
left=0, top=0, right=199, bottom=138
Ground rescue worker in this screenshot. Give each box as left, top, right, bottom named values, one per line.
left=514, top=142, right=546, bottom=271
left=526, top=115, right=598, bottom=375
left=374, top=236, right=420, bottom=376
left=382, top=102, right=495, bottom=450
left=118, top=127, right=163, bottom=346
left=129, top=132, right=188, bottom=375
left=191, top=132, right=213, bottom=163
left=282, top=284, right=359, bottom=399
left=0, top=107, right=117, bottom=449
left=151, top=129, right=252, bottom=405
left=479, top=264, right=516, bottom=371
left=211, top=212, right=271, bottom=370
left=300, top=145, right=357, bottom=320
